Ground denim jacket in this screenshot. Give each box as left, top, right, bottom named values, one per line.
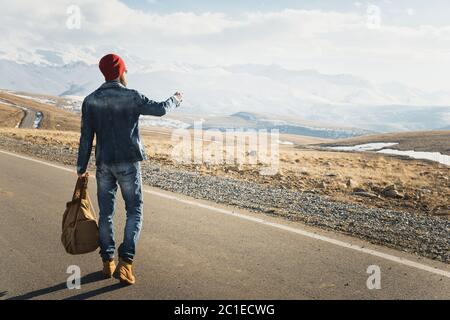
left=76, top=80, right=180, bottom=174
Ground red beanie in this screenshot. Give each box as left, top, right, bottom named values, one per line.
left=99, top=54, right=127, bottom=81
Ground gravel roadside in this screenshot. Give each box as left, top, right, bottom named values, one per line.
left=0, top=135, right=448, bottom=263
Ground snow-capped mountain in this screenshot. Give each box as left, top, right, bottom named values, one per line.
left=0, top=59, right=101, bottom=96
left=0, top=50, right=449, bottom=133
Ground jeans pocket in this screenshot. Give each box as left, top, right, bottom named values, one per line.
left=96, top=163, right=106, bottom=176
left=116, top=162, right=138, bottom=177
left=120, top=170, right=135, bottom=177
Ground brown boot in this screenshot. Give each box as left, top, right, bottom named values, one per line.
left=102, top=259, right=116, bottom=278
left=113, top=259, right=136, bottom=285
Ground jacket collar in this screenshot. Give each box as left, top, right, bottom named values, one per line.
left=98, top=80, right=125, bottom=90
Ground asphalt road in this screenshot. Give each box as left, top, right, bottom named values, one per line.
left=0, top=150, right=449, bottom=300
left=19, top=109, right=38, bottom=128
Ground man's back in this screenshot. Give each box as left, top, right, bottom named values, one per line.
left=76, top=79, right=180, bottom=175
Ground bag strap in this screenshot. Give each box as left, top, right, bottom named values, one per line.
left=80, top=177, right=88, bottom=200
left=81, top=177, right=97, bottom=219
left=72, top=176, right=89, bottom=201
left=73, top=176, right=89, bottom=228
left=71, top=177, right=83, bottom=200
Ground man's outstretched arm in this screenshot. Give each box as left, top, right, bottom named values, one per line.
left=136, top=91, right=183, bottom=116
left=76, top=100, right=94, bottom=176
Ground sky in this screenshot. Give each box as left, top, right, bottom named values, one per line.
left=1, top=0, right=450, bottom=91
left=122, top=0, right=450, bottom=27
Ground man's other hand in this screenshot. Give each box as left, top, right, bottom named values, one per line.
left=78, top=172, right=89, bottom=178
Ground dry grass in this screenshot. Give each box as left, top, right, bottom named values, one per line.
left=0, top=128, right=81, bottom=147
left=139, top=129, right=449, bottom=216
left=0, top=103, right=23, bottom=127
left=277, top=147, right=449, bottom=213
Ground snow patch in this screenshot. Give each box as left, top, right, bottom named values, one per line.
left=326, top=142, right=449, bottom=166
left=10, top=93, right=56, bottom=106
left=326, top=143, right=399, bottom=151
left=33, top=112, right=43, bottom=129
left=278, top=140, right=295, bottom=145
left=139, top=117, right=190, bottom=129
left=59, top=95, right=84, bottom=113
left=377, top=149, right=450, bottom=166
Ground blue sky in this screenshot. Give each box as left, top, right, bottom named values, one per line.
left=121, top=0, right=450, bottom=27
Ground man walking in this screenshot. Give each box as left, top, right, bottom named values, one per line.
left=76, top=53, right=183, bottom=285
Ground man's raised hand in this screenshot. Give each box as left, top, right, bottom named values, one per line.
left=174, top=92, right=183, bottom=104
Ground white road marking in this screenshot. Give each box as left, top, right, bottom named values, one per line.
left=0, top=150, right=75, bottom=173
left=0, top=148, right=449, bottom=278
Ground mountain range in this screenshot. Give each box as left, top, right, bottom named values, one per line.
left=0, top=50, right=449, bottom=133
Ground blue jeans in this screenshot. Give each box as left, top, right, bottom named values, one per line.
left=96, top=161, right=143, bottom=263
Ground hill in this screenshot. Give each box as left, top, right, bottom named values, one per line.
left=318, top=131, right=450, bottom=156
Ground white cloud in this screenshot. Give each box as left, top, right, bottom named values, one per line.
left=1, top=0, right=450, bottom=91
left=406, top=8, right=416, bottom=16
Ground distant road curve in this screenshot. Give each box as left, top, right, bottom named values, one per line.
left=0, top=98, right=41, bottom=129
left=18, top=109, right=38, bottom=128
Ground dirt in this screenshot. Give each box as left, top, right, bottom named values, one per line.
left=0, top=103, right=24, bottom=128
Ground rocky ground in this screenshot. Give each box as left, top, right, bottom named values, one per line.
left=0, top=133, right=448, bottom=263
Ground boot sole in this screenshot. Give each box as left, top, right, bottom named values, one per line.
left=113, top=272, right=135, bottom=285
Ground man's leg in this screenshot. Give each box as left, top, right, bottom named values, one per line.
left=114, top=161, right=143, bottom=263
left=96, top=163, right=118, bottom=262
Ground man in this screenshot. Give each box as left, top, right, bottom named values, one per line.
left=76, top=53, right=183, bottom=285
